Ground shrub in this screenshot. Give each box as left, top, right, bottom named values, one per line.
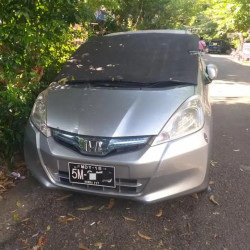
left=0, top=0, right=87, bottom=166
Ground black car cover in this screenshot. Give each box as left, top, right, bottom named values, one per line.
left=56, top=31, right=199, bottom=84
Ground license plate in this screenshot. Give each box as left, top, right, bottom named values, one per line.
left=68, top=162, right=115, bottom=188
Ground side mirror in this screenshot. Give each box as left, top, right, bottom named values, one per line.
left=206, top=64, right=218, bottom=82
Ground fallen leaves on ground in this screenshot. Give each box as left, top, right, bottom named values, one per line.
left=58, top=216, right=75, bottom=223
left=192, top=193, right=199, bottom=200
left=155, top=209, right=163, bottom=217
left=56, top=194, right=72, bottom=201
left=210, top=160, right=217, bottom=167
left=209, top=195, right=219, bottom=205
left=0, top=171, right=15, bottom=195
left=0, top=162, right=27, bottom=194
left=157, top=240, right=164, bottom=248
left=187, top=223, right=192, bottom=234
left=138, top=231, right=152, bottom=240
left=13, top=214, right=20, bottom=222
left=98, top=205, right=105, bottom=211
left=107, top=198, right=115, bottom=209
left=21, top=218, right=29, bottom=223
left=123, top=216, right=136, bottom=222
left=79, top=242, right=90, bottom=250
left=94, top=242, right=103, bottom=248
left=77, top=205, right=93, bottom=211
left=17, top=238, right=28, bottom=245
left=68, top=213, right=80, bottom=220
left=32, top=236, right=47, bottom=250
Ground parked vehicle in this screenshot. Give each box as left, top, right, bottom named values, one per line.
left=231, top=42, right=250, bottom=62
left=24, top=30, right=218, bottom=203
left=208, top=39, right=231, bottom=54
left=240, top=42, right=250, bottom=61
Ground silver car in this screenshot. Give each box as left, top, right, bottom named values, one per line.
left=24, top=30, right=217, bottom=203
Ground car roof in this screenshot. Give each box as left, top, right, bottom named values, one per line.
left=106, top=30, right=192, bottom=36
left=210, top=39, right=224, bottom=41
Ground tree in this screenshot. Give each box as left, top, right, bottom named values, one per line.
left=200, top=0, right=249, bottom=37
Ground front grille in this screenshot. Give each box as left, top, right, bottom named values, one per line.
left=51, top=128, right=150, bottom=157
left=58, top=171, right=146, bottom=194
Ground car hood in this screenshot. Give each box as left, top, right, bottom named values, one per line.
left=46, top=85, right=195, bottom=137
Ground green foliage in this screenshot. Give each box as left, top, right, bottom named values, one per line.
left=100, top=0, right=203, bottom=32
left=192, top=0, right=250, bottom=39
left=0, top=0, right=85, bottom=164
left=0, top=81, right=46, bottom=166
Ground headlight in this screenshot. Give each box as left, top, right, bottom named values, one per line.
left=152, top=95, right=204, bottom=146
left=30, top=90, right=51, bottom=137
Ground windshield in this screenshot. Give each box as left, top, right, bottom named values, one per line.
left=210, top=41, right=222, bottom=46
left=56, top=33, right=199, bottom=85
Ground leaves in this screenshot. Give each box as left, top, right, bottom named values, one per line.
left=56, top=194, right=72, bottom=201
left=0, top=170, right=15, bottom=195
left=107, top=198, right=115, bottom=209
left=21, top=218, right=30, bottom=223
left=0, top=0, right=85, bottom=164
left=79, top=243, right=90, bottom=250
left=209, top=195, right=219, bottom=205
left=13, top=214, right=20, bottom=222
left=32, top=236, right=47, bottom=250
left=210, top=161, right=217, bottom=167
left=98, top=205, right=105, bottom=211
left=138, top=231, right=152, bottom=240
left=77, top=206, right=93, bottom=211
left=123, top=216, right=136, bottom=222
left=94, top=242, right=103, bottom=249
left=58, top=216, right=75, bottom=223
left=16, top=201, right=21, bottom=207
left=155, top=209, right=163, bottom=217
left=192, top=193, right=199, bottom=200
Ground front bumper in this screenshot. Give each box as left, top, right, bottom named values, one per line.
left=24, top=120, right=211, bottom=203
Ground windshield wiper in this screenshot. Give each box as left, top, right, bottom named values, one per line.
left=65, top=79, right=196, bottom=88
left=145, top=80, right=196, bottom=87
left=66, top=79, right=148, bottom=87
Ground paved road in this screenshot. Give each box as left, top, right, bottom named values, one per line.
left=1, top=55, right=250, bottom=250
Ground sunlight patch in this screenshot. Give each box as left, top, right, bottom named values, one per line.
left=210, top=80, right=250, bottom=104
